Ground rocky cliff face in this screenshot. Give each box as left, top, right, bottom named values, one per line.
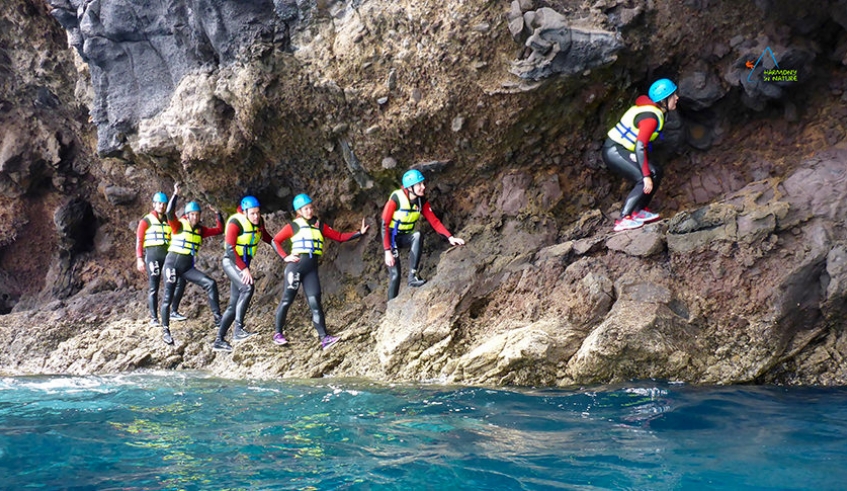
left=2, top=0, right=847, bottom=386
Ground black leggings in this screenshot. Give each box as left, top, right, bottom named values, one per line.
left=218, top=257, right=254, bottom=339
left=275, top=255, right=327, bottom=339
left=602, top=139, right=663, bottom=218
left=144, top=246, right=185, bottom=321
left=384, top=230, right=422, bottom=301
left=160, top=252, right=221, bottom=329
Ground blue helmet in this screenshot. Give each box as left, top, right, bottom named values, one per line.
left=240, top=195, right=260, bottom=211
left=152, top=192, right=167, bottom=204
left=648, top=78, right=678, bottom=103
left=184, top=201, right=201, bottom=214
left=402, top=169, right=425, bottom=188
left=292, top=193, right=312, bottom=212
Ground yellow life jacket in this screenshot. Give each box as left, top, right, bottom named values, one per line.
left=607, top=104, right=665, bottom=151
left=227, top=213, right=260, bottom=260
left=168, top=217, right=202, bottom=256
left=388, top=189, right=421, bottom=234
left=290, top=217, right=324, bottom=256
left=142, top=212, right=171, bottom=248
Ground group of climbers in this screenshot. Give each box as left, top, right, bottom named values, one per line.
left=136, top=77, right=676, bottom=352
left=137, top=170, right=464, bottom=352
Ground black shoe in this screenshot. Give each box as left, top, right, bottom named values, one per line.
left=408, top=276, right=427, bottom=287
left=233, top=327, right=256, bottom=342
left=212, top=339, right=232, bottom=352
left=162, top=328, right=174, bottom=345
left=169, top=311, right=187, bottom=322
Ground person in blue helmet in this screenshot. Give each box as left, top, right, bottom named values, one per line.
left=271, top=193, right=369, bottom=350
left=213, top=195, right=274, bottom=353
left=381, top=169, right=465, bottom=301
left=603, top=78, right=679, bottom=232
left=159, top=183, right=224, bottom=346
left=135, top=191, right=187, bottom=325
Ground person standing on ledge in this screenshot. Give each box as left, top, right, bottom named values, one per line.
left=271, top=193, right=369, bottom=350
left=381, top=169, right=465, bottom=301
left=216, top=195, right=274, bottom=350
left=136, top=191, right=187, bottom=325
left=603, top=78, right=679, bottom=232
left=159, top=183, right=224, bottom=348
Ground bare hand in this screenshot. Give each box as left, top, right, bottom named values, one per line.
left=136, top=257, right=145, bottom=273
left=284, top=255, right=300, bottom=263
left=448, top=236, right=465, bottom=246
left=384, top=250, right=395, bottom=267
left=173, top=183, right=180, bottom=195
left=643, top=177, right=653, bottom=195
left=240, top=267, right=254, bottom=285
left=360, top=217, right=370, bottom=235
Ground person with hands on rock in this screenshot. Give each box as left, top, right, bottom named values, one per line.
left=271, top=193, right=369, bottom=350
left=135, top=191, right=187, bottom=325
left=215, top=195, right=274, bottom=349
left=381, top=169, right=465, bottom=301
left=159, top=183, right=225, bottom=348
left=603, top=78, right=679, bottom=232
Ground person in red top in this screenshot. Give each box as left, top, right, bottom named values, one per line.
left=213, top=195, right=274, bottom=352
left=603, top=78, right=679, bottom=232
left=271, top=193, right=369, bottom=350
left=135, top=191, right=186, bottom=325
left=381, top=169, right=465, bottom=301
left=159, top=183, right=224, bottom=346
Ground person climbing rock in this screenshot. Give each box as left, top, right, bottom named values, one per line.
left=381, top=169, right=465, bottom=301
left=216, top=195, right=274, bottom=349
left=271, top=193, right=368, bottom=350
left=603, top=78, right=679, bottom=232
left=136, top=191, right=187, bottom=325
left=159, top=183, right=224, bottom=348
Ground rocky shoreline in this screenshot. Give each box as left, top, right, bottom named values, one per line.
left=1, top=0, right=847, bottom=385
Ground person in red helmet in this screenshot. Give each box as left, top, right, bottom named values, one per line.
left=214, top=195, right=274, bottom=352
left=135, top=191, right=187, bottom=325
left=271, top=193, right=369, bottom=350
left=159, top=183, right=224, bottom=347
left=381, top=169, right=465, bottom=301
left=603, top=78, right=679, bottom=232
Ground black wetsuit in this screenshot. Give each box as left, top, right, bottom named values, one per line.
left=143, top=245, right=186, bottom=321
left=602, top=139, right=663, bottom=218
left=383, top=229, right=423, bottom=301
left=275, top=256, right=328, bottom=339
left=159, top=196, right=223, bottom=330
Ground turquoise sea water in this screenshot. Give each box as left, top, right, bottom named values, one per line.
left=1, top=374, right=846, bottom=490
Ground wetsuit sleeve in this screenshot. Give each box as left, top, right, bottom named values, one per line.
left=321, top=223, right=361, bottom=243
left=381, top=196, right=399, bottom=250
left=136, top=217, right=149, bottom=258
left=421, top=201, right=452, bottom=239
left=200, top=212, right=225, bottom=237
left=260, top=220, right=274, bottom=244
left=272, top=223, right=295, bottom=259
left=634, top=115, right=659, bottom=177
left=165, top=195, right=180, bottom=231
left=224, top=220, right=246, bottom=269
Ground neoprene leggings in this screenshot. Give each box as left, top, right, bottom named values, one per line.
left=160, top=252, right=221, bottom=329
left=144, top=246, right=185, bottom=321
left=275, top=255, right=327, bottom=339
left=384, top=230, right=422, bottom=301
left=602, top=139, right=663, bottom=218
left=218, top=257, right=254, bottom=339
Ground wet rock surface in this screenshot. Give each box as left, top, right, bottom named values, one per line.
left=2, top=0, right=847, bottom=386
